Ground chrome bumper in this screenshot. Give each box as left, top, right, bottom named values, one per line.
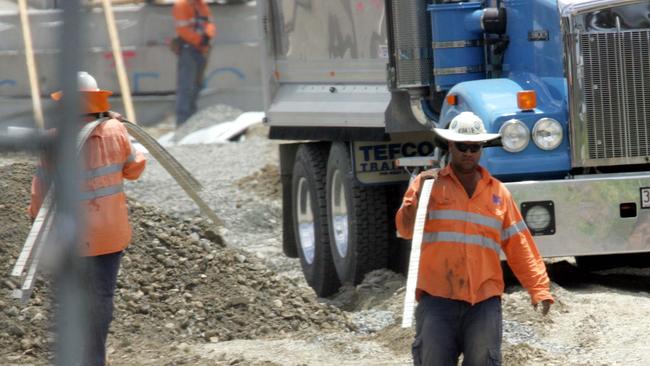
left=506, top=172, right=650, bottom=257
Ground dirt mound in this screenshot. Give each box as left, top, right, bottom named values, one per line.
left=0, top=162, right=353, bottom=365
left=236, top=164, right=281, bottom=200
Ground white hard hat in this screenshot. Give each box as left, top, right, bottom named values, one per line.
left=50, top=71, right=113, bottom=113
left=77, top=71, right=99, bottom=92
left=434, top=112, right=501, bottom=143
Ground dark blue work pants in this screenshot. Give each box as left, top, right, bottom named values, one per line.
left=81, top=251, right=123, bottom=366
left=412, top=294, right=502, bottom=366
left=176, top=43, right=208, bottom=126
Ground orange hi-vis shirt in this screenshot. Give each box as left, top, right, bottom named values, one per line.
left=173, top=0, right=216, bottom=54
left=396, top=165, right=554, bottom=306
left=29, top=118, right=146, bottom=257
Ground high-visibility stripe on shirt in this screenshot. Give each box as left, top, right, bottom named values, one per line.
left=502, top=220, right=528, bottom=241
left=83, top=163, right=124, bottom=179
left=78, top=183, right=124, bottom=201
left=175, top=19, right=192, bottom=27
left=429, top=209, right=502, bottom=231
left=423, top=231, right=502, bottom=254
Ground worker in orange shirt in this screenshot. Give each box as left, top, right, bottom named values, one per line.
left=29, top=71, right=146, bottom=366
left=396, top=112, right=553, bottom=365
left=172, top=0, right=216, bottom=126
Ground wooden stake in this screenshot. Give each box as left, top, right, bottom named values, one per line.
left=17, top=0, right=45, bottom=129
left=101, top=0, right=137, bottom=123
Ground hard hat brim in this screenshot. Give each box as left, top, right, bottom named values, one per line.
left=50, top=89, right=113, bottom=101
left=433, top=127, right=501, bottom=143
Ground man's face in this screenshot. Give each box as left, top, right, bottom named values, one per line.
left=449, top=141, right=483, bottom=174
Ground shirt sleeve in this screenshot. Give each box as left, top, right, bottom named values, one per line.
left=203, top=3, right=217, bottom=38
left=28, top=163, right=49, bottom=219
left=117, top=123, right=146, bottom=180
left=501, top=191, right=554, bottom=305
left=395, top=174, right=423, bottom=240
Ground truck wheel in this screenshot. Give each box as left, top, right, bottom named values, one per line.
left=292, top=143, right=341, bottom=297
left=326, top=142, right=389, bottom=285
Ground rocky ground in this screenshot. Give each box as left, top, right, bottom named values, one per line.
left=2, top=106, right=650, bottom=365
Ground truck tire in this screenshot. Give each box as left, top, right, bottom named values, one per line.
left=326, top=142, right=389, bottom=285
left=292, top=143, right=341, bottom=297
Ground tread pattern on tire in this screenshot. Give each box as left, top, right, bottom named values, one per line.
left=349, top=177, right=389, bottom=283
left=328, top=142, right=389, bottom=285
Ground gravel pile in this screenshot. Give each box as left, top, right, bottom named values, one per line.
left=0, top=161, right=353, bottom=365
left=125, top=127, right=298, bottom=277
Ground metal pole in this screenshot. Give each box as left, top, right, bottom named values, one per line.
left=53, top=1, right=86, bottom=365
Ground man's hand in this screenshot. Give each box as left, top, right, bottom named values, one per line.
left=416, top=169, right=439, bottom=199
left=533, top=299, right=552, bottom=316
left=108, top=110, right=124, bottom=121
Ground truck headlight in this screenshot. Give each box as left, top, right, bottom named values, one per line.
left=532, top=118, right=563, bottom=150
left=499, top=119, right=529, bottom=152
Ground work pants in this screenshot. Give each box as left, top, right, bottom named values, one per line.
left=412, top=294, right=502, bottom=366
left=81, top=251, right=123, bottom=366
left=176, top=43, right=208, bottom=126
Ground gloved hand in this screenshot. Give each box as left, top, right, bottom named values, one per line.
left=201, top=34, right=210, bottom=46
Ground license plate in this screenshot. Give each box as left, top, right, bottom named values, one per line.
left=642, top=187, right=650, bottom=209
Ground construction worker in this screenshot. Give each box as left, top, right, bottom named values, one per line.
left=29, top=71, right=146, bottom=366
left=396, top=112, right=554, bottom=366
left=172, top=0, right=217, bottom=126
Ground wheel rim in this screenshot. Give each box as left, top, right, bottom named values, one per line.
left=296, top=177, right=316, bottom=264
left=330, top=169, right=349, bottom=258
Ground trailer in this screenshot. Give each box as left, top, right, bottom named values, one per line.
left=257, top=0, right=650, bottom=296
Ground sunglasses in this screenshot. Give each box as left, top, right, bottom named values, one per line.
left=455, top=142, right=484, bottom=153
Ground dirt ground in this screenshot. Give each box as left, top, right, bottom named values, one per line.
left=3, top=118, right=650, bottom=365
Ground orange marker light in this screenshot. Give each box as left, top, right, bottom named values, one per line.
left=517, top=90, right=537, bottom=111
left=446, top=94, right=457, bottom=105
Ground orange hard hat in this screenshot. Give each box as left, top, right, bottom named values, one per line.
left=51, top=71, right=113, bottom=114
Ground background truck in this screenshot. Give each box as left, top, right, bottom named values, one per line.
left=258, top=0, right=650, bottom=297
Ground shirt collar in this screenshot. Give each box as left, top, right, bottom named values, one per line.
left=439, top=164, right=493, bottom=185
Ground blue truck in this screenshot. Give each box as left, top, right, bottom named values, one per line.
left=257, top=0, right=650, bottom=296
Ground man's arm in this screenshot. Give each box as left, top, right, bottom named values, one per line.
left=117, top=123, right=146, bottom=180
left=395, top=170, right=437, bottom=239
left=501, top=190, right=554, bottom=311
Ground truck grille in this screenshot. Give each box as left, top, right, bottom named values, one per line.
left=580, top=31, right=650, bottom=161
